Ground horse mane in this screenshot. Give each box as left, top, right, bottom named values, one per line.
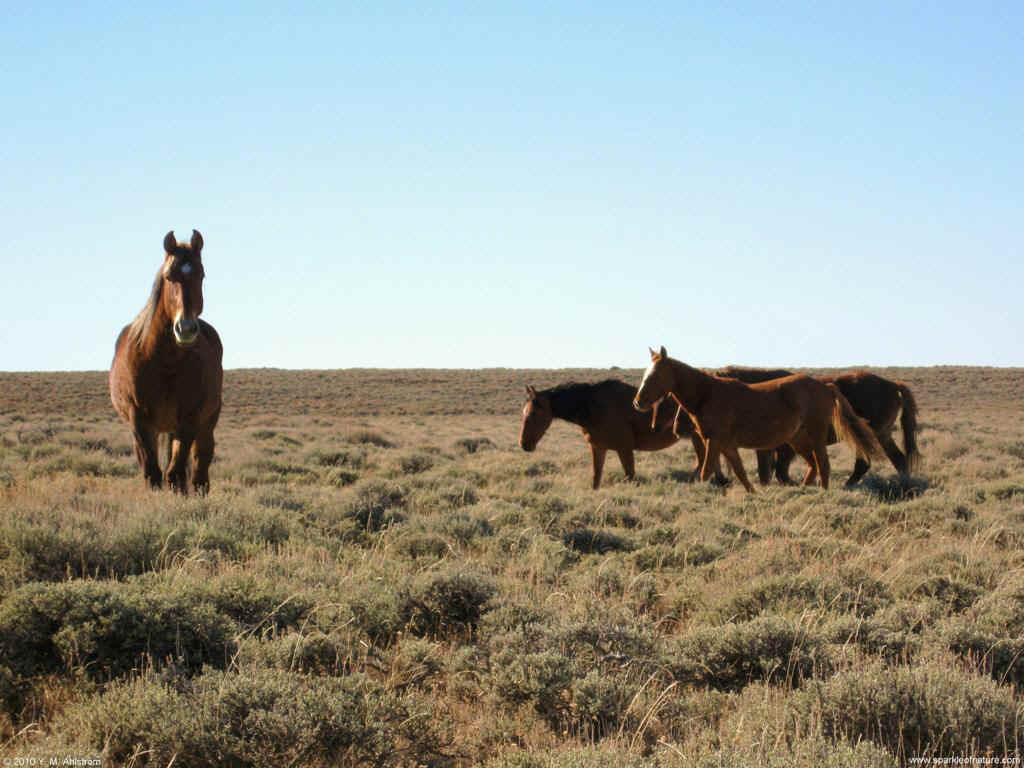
left=541, top=379, right=628, bottom=426
left=716, top=366, right=794, bottom=382
left=126, top=268, right=165, bottom=348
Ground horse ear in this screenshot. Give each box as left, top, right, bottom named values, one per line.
left=526, top=385, right=536, bottom=399
left=163, top=231, right=177, bottom=254
left=191, top=229, right=204, bottom=253
left=649, top=346, right=659, bottom=361
left=659, top=345, right=667, bottom=359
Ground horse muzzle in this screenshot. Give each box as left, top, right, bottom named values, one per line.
left=173, top=317, right=200, bottom=347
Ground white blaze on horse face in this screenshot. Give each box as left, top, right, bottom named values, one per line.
left=635, top=360, right=658, bottom=410
left=181, top=262, right=193, bottom=276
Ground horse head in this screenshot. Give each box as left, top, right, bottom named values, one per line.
left=160, top=230, right=206, bottom=347
left=519, top=385, right=553, bottom=451
left=634, top=346, right=672, bottom=412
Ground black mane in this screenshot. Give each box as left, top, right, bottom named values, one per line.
left=540, top=379, right=634, bottom=426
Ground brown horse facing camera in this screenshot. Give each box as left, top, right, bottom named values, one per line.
left=109, top=230, right=223, bottom=494
left=712, top=367, right=921, bottom=486
left=635, top=347, right=885, bottom=492
left=519, top=380, right=702, bottom=489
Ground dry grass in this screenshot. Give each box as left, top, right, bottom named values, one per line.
left=0, top=366, right=1022, bottom=766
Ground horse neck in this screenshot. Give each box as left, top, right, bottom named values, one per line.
left=546, top=387, right=590, bottom=427
left=668, top=360, right=712, bottom=411
left=130, top=277, right=179, bottom=360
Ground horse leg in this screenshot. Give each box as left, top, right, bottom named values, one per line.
left=166, top=431, right=194, bottom=494
left=845, top=457, right=870, bottom=486
left=689, top=433, right=706, bottom=474
left=130, top=419, right=162, bottom=489
left=191, top=429, right=215, bottom=496
left=789, top=437, right=818, bottom=487
left=814, top=442, right=831, bottom=489
left=616, top=448, right=636, bottom=482
left=756, top=450, right=774, bottom=486
left=774, top=444, right=797, bottom=485
left=881, top=433, right=909, bottom=477
left=590, top=444, right=607, bottom=490
left=723, top=446, right=755, bottom=493
left=700, top=439, right=722, bottom=483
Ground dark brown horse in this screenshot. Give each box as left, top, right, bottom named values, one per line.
left=635, top=347, right=884, bottom=492
left=109, top=230, right=223, bottom=494
left=707, top=366, right=920, bottom=486
left=519, top=379, right=700, bottom=489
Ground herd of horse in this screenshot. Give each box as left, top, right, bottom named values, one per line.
left=521, top=350, right=920, bottom=492
left=109, top=231, right=920, bottom=495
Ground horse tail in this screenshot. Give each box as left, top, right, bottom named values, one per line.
left=897, top=382, right=921, bottom=473
left=829, top=384, right=885, bottom=461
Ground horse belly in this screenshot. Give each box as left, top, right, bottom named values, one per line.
left=736, top=410, right=800, bottom=449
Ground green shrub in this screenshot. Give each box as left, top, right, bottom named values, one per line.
left=796, top=655, right=1024, bottom=758
left=310, top=447, right=366, bottom=469
left=347, top=430, right=396, bottom=448
left=825, top=615, right=920, bottom=662
left=395, top=530, right=449, bottom=560
left=492, top=649, right=575, bottom=724
left=563, top=529, right=635, bottom=555
left=939, top=618, right=1024, bottom=686
left=236, top=630, right=356, bottom=676
left=345, top=481, right=408, bottom=531
left=455, top=436, right=494, bottom=454
left=715, top=570, right=890, bottom=623
left=402, top=569, right=497, bottom=640
left=665, top=615, right=826, bottom=690
left=399, top=453, right=434, bottom=474
left=438, top=511, right=494, bottom=545
left=389, top=637, right=445, bottom=691
left=177, top=572, right=314, bottom=632
left=347, top=583, right=404, bottom=646
left=569, top=669, right=636, bottom=739
left=75, top=667, right=449, bottom=767
left=0, top=581, right=235, bottom=714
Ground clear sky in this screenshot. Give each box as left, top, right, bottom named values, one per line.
left=2, top=2, right=1020, bottom=371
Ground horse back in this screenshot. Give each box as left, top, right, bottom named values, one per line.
left=716, top=366, right=794, bottom=384
left=820, top=372, right=900, bottom=429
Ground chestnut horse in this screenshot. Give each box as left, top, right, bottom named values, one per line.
left=634, top=348, right=884, bottom=492
left=110, top=230, right=223, bottom=494
left=711, top=367, right=920, bottom=486
left=519, top=380, right=701, bottom=489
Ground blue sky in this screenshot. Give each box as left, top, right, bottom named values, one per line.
left=2, top=2, right=1020, bottom=370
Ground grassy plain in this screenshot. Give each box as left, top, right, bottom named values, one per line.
left=0, top=366, right=1023, bottom=767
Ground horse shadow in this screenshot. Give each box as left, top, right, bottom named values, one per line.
left=858, top=473, right=930, bottom=502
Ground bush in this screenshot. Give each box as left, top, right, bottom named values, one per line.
left=563, top=529, right=635, bottom=555
left=665, top=616, right=826, bottom=690
left=825, top=615, right=920, bottom=662
left=795, top=655, right=1024, bottom=758
left=177, top=572, right=314, bottom=632
left=0, top=581, right=235, bottom=714
left=347, top=583, right=404, bottom=646
left=236, top=630, right=356, bottom=676
left=347, top=430, right=396, bottom=448
left=345, top=481, right=408, bottom=531
left=402, top=569, right=497, bottom=640
left=939, top=618, right=1024, bottom=687
left=492, top=649, right=575, bottom=724
left=74, top=667, right=450, bottom=767
left=455, top=436, right=494, bottom=454
left=715, top=571, right=890, bottom=623
left=569, top=669, right=636, bottom=739
left=399, top=453, right=434, bottom=475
